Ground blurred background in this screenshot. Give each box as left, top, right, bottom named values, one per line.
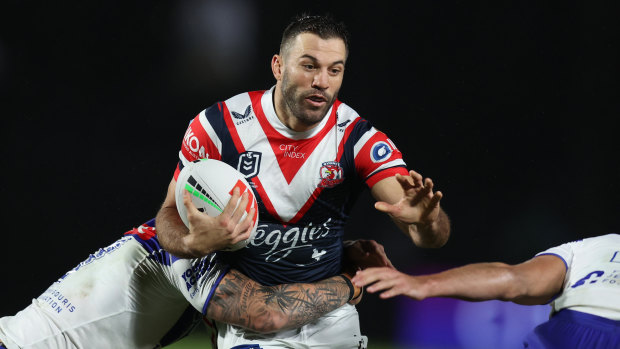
left=1, top=1, right=619, bottom=348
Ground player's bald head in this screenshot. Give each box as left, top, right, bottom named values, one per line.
left=279, top=14, right=350, bottom=60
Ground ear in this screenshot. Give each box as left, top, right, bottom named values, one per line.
left=271, top=54, right=283, bottom=80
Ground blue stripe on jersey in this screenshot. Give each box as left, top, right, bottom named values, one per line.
left=202, top=265, right=230, bottom=315
left=144, top=217, right=156, bottom=227
left=205, top=102, right=243, bottom=166
left=177, top=103, right=242, bottom=173
left=349, top=118, right=373, bottom=140
left=127, top=233, right=172, bottom=266
left=536, top=252, right=569, bottom=271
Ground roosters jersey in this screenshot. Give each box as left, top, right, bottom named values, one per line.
left=536, top=234, right=620, bottom=320
left=175, top=86, right=408, bottom=285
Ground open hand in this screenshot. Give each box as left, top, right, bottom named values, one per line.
left=352, top=267, right=423, bottom=300
left=374, top=170, right=442, bottom=227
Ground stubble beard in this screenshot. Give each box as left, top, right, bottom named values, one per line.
left=280, top=74, right=338, bottom=128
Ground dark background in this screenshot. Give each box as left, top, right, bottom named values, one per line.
left=1, top=0, right=619, bottom=345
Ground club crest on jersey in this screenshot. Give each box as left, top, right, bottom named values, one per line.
left=318, top=161, right=344, bottom=188
left=231, top=105, right=254, bottom=125
left=370, top=141, right=393, bottom=163
left=238, top=151, right=261, bottom=179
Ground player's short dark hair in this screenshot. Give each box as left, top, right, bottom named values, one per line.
left=280, top=13, right=350, bottom=58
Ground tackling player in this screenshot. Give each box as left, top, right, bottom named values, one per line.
left=353, top=234, right=620, bottom=348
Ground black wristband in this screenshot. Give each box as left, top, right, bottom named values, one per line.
left=340, top=274, right=355, bottom=301
left=351, top=286, right=364, bottom=301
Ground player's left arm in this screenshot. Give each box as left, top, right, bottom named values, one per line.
left=205, top=269, right=360, bottom=333
left=370, top=170, right=450, bottom=248
left=203, top=239, right=391, bottom=332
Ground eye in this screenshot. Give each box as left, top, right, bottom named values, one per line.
left=303, top=64, right=315, bottom=70
left=330, top=68, right=342, bottom=75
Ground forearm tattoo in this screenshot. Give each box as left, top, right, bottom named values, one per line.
left=206, top=269, right=350, bottom=333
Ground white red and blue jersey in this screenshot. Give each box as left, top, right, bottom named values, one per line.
left=175, top=86, right=408, bottom=285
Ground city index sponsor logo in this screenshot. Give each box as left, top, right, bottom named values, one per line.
left=279, top=144, right=306, bottom=159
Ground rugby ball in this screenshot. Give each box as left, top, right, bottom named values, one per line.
left=175, top=159, right=259, bottom=251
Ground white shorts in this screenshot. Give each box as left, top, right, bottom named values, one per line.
left=214, top=303, right=367, bottom=349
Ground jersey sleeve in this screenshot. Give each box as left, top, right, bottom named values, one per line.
left=351, top=121, right=408, bottom=188
left=535, top=241, right=574, bottom=272
left=174, top=104, right=225, bottom=180
left=169, top=255, right=230, bottom=315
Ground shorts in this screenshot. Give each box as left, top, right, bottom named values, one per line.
left=523, top=309, right=620, bottom=348
left=215, top=303, right=367, bottom=349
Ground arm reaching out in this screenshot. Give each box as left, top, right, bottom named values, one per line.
left=371, top=170, right=450, bottom=248
left=352, top=255, right=566, bottom=305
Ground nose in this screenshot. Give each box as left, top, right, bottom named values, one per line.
left=311, top=70, right=329, bottom=90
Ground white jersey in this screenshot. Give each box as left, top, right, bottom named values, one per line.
left=0, top=223, right=228, bottom=349
left=536, top=233, right=620, bottom=320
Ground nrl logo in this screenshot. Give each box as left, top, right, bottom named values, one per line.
left=318, top=161, right=344, bottom=188
left=237, top=151, right=261, bottom=179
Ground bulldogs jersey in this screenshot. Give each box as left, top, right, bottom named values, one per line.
left=536, top=234, right=620, bottom=320
left=175, top=86, right=408, bottom=285
left=0, top=220, right=227, bottom=349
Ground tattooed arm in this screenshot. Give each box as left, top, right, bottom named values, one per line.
left=206, top=269, right=360, bottom=333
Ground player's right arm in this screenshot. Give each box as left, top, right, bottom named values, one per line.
left=156, top=177, right=253, bottom=258
left=206, top=269, right=361, bottom=333
left=352, top=255, right=566, bottom=305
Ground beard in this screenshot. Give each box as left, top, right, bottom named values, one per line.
left=280, top=73, right=338, bottom=127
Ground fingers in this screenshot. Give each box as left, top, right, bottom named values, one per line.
left=221, top=187, right=242, bottom=218
left=231, top=207, right=255, bottom=244
left=428, top=191, right=443, bottom=208
left=352, top=267, right=389, bottom=287
left=225, top=190, right=256, bottom=241
left=361, top=240, right=394, bottom=268
left=395, top=173, right=417, bottom=191
left=229, top=191, right=249, bottom=223
left=374, top=201, right=396, bottom=214
left=414, top=177, right=434, bottom=197
left=409, top=170, right=424, bottom=187
left=352, top=268, right=401, bottom=299
left=183, top=190, right=198, bottom=214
